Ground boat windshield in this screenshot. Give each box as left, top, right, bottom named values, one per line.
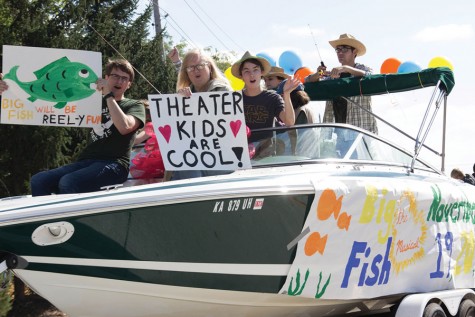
left=248, top=124, right=434, bottom=171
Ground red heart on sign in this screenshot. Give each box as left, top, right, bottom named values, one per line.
left=158, top=125, right=171, bottom=143
left=230, top=120, right=242, bottom=138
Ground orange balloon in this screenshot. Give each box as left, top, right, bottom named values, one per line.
left=380, top=58, right=402, bottom=74
left=294, top=67, right=313, bottom=83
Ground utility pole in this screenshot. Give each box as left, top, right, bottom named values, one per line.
left=152, top=0, right=162, bottom=37
left=152, top=0, right=165, bottom=62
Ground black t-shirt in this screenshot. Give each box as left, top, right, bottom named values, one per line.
left=78, top=98, right=145, bottom=169
left=243, top=90, right=284, bottom=142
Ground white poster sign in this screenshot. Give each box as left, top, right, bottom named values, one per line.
left=280, top=178, right=475, bottom=300
left=148, top=91, right=251, bottom=171
left=1, top=45, right=102, bottom=127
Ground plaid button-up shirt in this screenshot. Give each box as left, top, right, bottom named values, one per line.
left=322, top=63, right=378, bottom=134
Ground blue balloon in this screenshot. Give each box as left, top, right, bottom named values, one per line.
left=397, top=61, right=422, bottom=73
left=256, top=52, right=276, bottom=66
left=278, top=50, right=303, bottom=75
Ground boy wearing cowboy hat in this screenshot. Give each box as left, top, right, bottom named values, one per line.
left=231, top=51, right=298, bottom=158
left=231, top=52, right=298, bottom=134
left=305, top=33, right=378, bottom=135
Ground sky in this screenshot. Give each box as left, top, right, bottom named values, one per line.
left=140, top=0, right=474, bottom=175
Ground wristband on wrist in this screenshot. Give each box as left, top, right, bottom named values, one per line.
left=103, top=92, right=115, bottom=100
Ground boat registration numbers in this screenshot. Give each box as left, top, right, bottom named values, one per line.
left=212, top=198, right=264, bottom=213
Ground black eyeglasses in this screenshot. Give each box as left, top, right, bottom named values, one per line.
left=185, top=62, right=209, bottom=73
left=109, top=73, right=130, bottom=82
left=335, top=46, right=354, bottom=54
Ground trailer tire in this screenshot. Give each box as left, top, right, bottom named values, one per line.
left=424, top=303, right=447, bottom=317
left=458, top=299, right=475, bottom=317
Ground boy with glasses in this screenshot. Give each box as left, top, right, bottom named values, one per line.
left=0, top=58, right=146, bottom=195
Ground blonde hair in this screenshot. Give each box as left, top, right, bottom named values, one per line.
left=176, top=49, right=228, bottom=91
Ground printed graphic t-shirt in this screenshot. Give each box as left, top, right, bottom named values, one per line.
left=78, top=98, right=146, bottom=169
left=243, top=90, right=284, bottom=142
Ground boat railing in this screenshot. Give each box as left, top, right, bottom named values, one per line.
left=304, top=67, right=454, bottom=173
left=410, top=80, right=447, bottom=172
left=125, top=122, right=441, bottom=186
left=247, top=123, right=439, bottom=174
left=339, top=81, right=447, bottom=173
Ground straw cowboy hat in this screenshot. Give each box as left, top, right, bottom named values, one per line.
left=263, top=66, right=290, bottom=79
left=231, top=51, right=272, bottom=79
left=329, top=33, right=366, bottom=57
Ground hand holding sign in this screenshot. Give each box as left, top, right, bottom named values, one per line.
left=148, top=91, right=251, bottom=171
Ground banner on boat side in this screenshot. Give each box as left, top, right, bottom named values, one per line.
left=1, top=45, right=102, bottom=128
left=148, top=91, right=251, bottom=170
left=280, top=177, right=475, bottom=300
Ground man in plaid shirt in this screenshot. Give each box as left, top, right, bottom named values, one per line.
left=305, top=33, right=378, bottom=135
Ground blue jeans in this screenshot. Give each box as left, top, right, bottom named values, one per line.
left=30, top=159, right=129, bottom=196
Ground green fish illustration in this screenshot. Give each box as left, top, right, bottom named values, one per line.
left=3, top=56, right=98, bottom=109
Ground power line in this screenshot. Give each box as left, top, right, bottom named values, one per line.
left=159, top=7, right=199, bottom=48
left=188, top=0, right=244, bottom=52
left=181, top=0, right=233, bottom=52
left=162, top=14, right=197, bottom=48
left=87, top=22, right=161, bottom=94
left=145, top=0, right=197, bottom=47
left=147, top=0, right=235, bottom=52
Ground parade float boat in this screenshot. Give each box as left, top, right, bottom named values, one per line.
left=2, top=68, right=475, bottom=317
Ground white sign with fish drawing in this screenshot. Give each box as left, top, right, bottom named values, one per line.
left=1, top=45, right=102, bottom=128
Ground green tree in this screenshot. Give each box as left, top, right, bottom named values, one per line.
left=204, top=46, right=238, bottom=73
left=0, top=0, right=79, bottom=198
left=0, top=275, right=12, bottom=317
left=0, top=0, right=177, bottom=198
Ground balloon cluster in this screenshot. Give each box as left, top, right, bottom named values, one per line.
left=380, top=56, right=454, bottom=74
left=129, top=122, right=165, bottom=179
left=224, top=51, right=454, bottom=87
left=224, top=51, right=311, bottom=89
